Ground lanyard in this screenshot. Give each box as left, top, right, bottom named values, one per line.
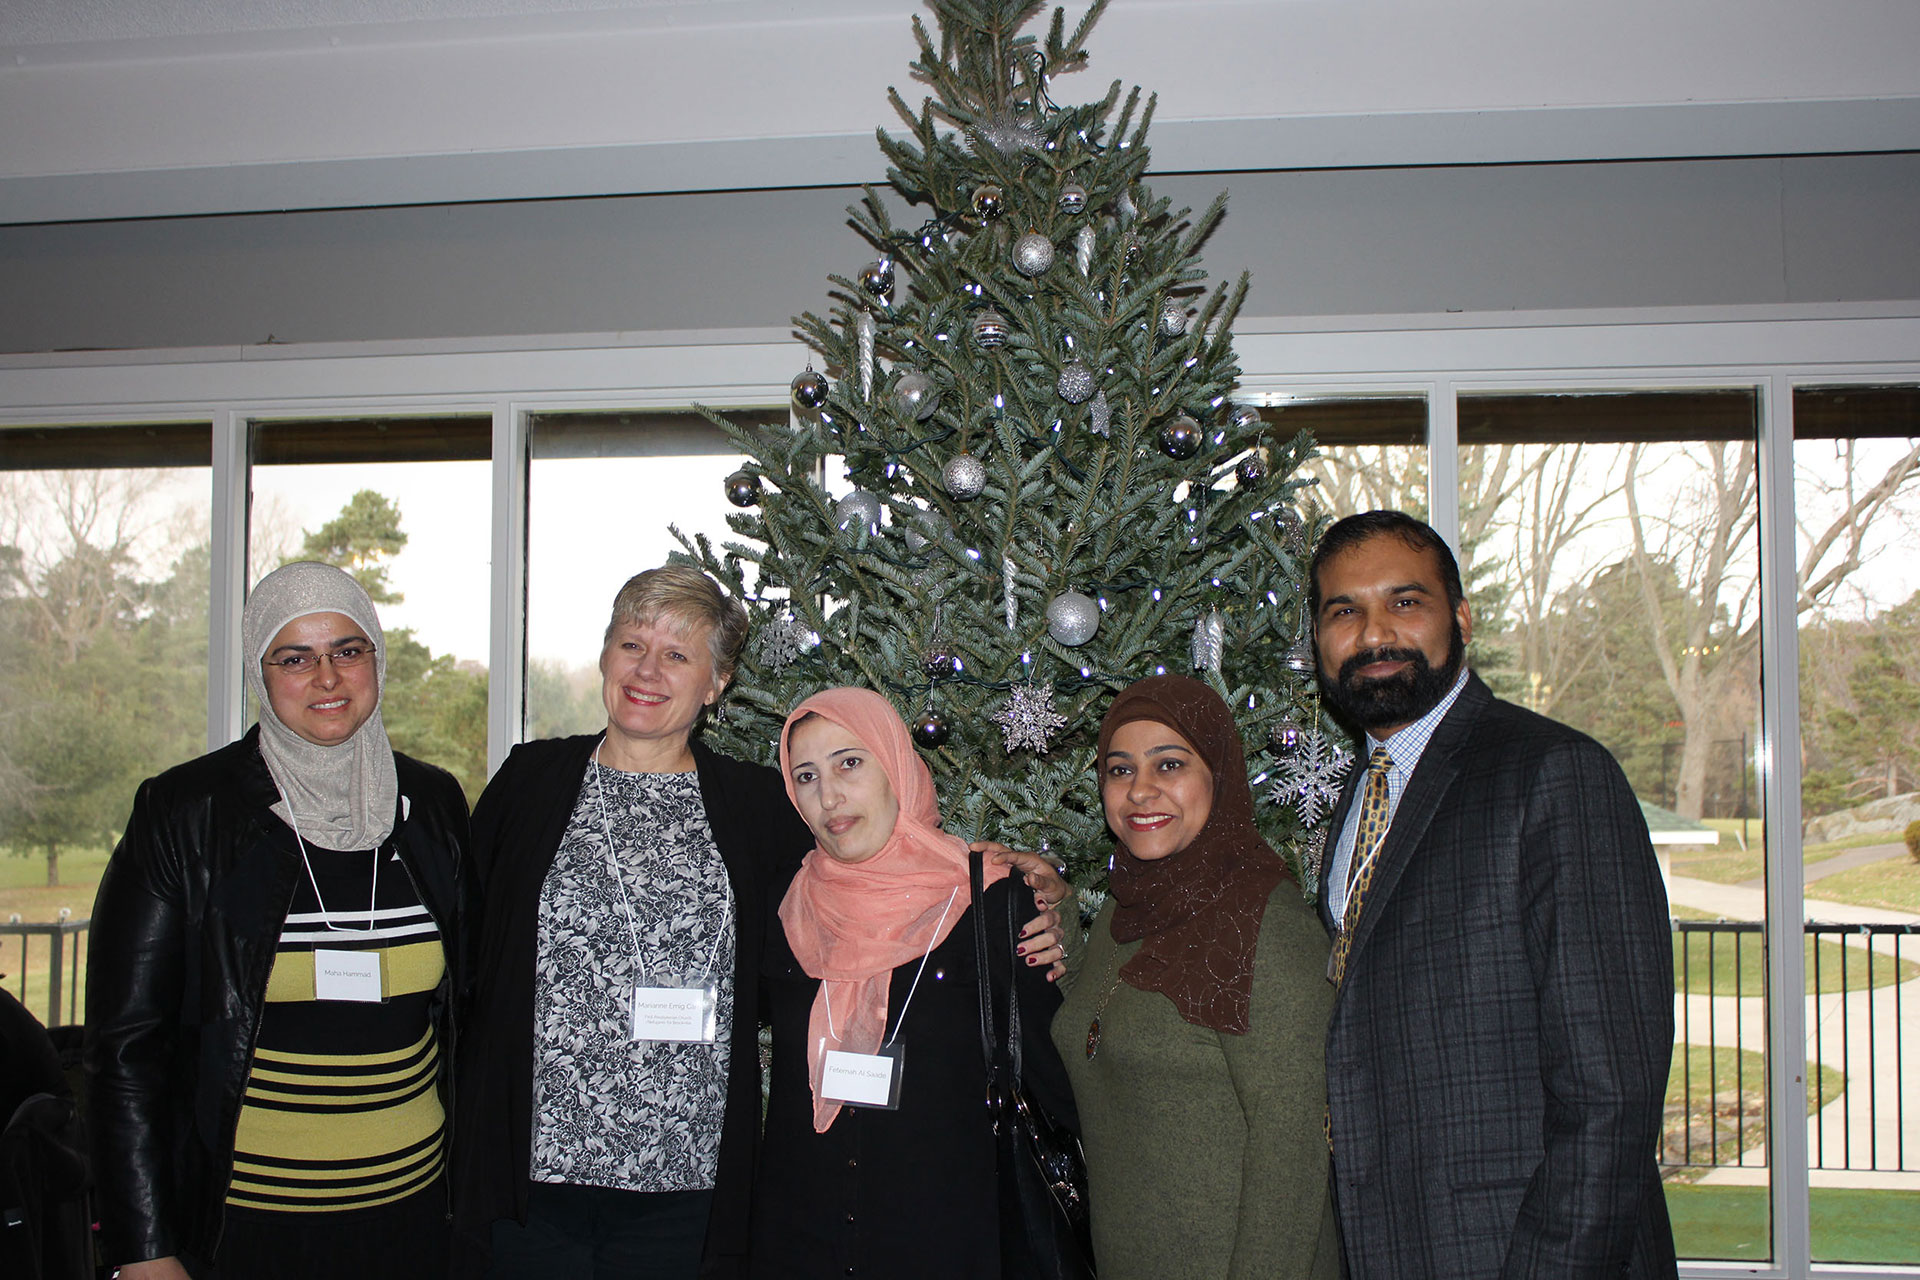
left=591, top=737, right=726, bottom=983
left=821, top=885, right=959, bottom=1049
left=281, top=798, right=379, bottom=933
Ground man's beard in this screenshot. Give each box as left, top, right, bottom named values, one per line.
left=1318, top=617, right=1465, bottom=732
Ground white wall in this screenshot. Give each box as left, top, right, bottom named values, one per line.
left=5, top=0, right=1918, bottom=223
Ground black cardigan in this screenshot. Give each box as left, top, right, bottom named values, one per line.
left=450, top=734, right=812, bottom=1278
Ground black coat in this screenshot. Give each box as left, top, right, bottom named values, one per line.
left=750, top=875, right=1072, bottom=1280
left=450, top=734, right=813, bottom=1279
left=83, top=728, right=470, bottom=1268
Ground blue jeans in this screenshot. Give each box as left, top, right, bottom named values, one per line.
left=487, top=1181, right=713, bottom=1280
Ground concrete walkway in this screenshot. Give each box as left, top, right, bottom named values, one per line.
left=1739, top=840, right=1910, bottom=891
left=1662, top=873, right=1920, bottom=1191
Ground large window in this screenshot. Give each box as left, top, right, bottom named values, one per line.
left=1459, top=389, right=1777, bottom=1259
left=3, top=316, right=1917, bottom=1273
left=524, top=408, right=776, bottom=739
left=0, top=421, right=211, bottom=1023
left=1792, top=385, right=1920, bottom=1268
left=250, top=416, right=492, bottom=803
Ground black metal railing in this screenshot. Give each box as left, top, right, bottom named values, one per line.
left=1663, top=919, right=1919, bottom=1175
left=0, top=915, right=89, bottom=1028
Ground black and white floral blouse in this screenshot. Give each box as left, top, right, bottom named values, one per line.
left=530, top=763, right=736, bottom=1192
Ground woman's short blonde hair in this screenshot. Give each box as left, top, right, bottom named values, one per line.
left=602, top=564, right=750, bottom=677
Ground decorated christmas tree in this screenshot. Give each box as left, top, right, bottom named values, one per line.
left=680, top=0, right=1346, bottom=889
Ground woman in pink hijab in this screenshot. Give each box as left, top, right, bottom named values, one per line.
left=749, top=687, right=1077, bottom=1278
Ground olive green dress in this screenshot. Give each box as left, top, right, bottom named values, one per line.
left=1052, top=882, right=1341, bottom=1280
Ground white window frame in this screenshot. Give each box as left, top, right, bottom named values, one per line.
left=4, top=302, right=1918, bottom=1278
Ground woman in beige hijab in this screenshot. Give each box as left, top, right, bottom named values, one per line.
left=86, top=562, right=471, bottom=1280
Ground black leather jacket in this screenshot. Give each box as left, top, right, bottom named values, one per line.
left=83, top=727, right=470, bottom=1268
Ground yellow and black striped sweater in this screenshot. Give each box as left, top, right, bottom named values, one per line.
left=227, top=844, right=445, bottom=1213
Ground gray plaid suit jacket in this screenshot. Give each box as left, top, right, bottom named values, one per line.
left=1317, top=673, right=1678, bottom=1279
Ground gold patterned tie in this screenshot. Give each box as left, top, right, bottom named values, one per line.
left=1328, top=747, right=1393, bottom=986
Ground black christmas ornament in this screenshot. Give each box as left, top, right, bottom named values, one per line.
left=1158, top=414, right=1202, bottom=460
left=912, top=709, right=952, bottom=749
left=1236, top=452, right=1269, bottom=486
left=971, top=183, right=1005, bottom=220
left=724, top=469, right=760, bottom=507
left=790, top=367, right=829, bottom=411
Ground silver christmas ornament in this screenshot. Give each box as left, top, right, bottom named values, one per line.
left=1075, top=225, right=1095, bottom=276
left=1045, top=591, right=1100, bottom=647
left=1056, top=361, right=1095, bottom=404
left=1012, top=231, right=1055, bottom=277
left=923, top=645, right=957, bottom=677
left=1002, top=556, right=1019, bottom=630
left=1236, top=452, right=1269, bottom=487
left=994, top=682, right=1069, bottom=754
left=790, top=367, right=829, bottom=410
left=971, top=183, right=1005, bottom=220
left=1115, top=188, right=1138, bottom=224
left=858, top=259, right=894, bottom=299
left=1158, top=414, right=1202, bottom=460
left=892, top=372, right=939, bottom=421
left=1190, top=608, right=1225, bottom=672
left=1230, top=402, right=1264, bottom=433
left=943, top=453, right=987, bottom=500
left=724, top=469, right=759, bottom=507
left=972, top=308, right=1009, bottom=349
left=835, top=488, right=882, bottom=534
left=1269, top=719, right=1304, bottom=753
left=1089, top=389, right=1111, bottom=437
left=1058, top=179, right=1088, bottom=215
left=1158, top=298, right=1189, bottom=337
left=1284, top=631, right=1317, bottom=674
left=901, top=507, right=948, bottom=552
left=1277, top=504, right=1307, bottom=551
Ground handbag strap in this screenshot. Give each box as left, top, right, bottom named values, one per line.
left=969, top=851, right=1026, bottom=1083
left=971, top=850, right=999, bottom=1069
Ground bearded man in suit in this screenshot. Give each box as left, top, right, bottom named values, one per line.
left=1311, top=510, right=1678, bottom=1279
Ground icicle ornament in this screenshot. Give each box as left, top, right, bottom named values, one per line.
left=1190, top=608, right=1224, bottom=672
left=856, top=312, right=876, bottom=401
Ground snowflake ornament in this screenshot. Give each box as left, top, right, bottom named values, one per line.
left=756, top=608, right=812, bottom=672
left=994, top=682, right=1068, bottom=754
left=1267, top=728, right=1353, bottom=827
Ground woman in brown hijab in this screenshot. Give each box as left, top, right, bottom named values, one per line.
left=1052, top=675, right=1340, bottom=1279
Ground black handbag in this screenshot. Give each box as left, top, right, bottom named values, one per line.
left=970, top=852, right=1096, bottom=1280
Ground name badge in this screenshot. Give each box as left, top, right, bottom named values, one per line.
left=313, top=948, right=383, bottom=1003
left=631, top=985, right=718, bottom=1043
left=821, top=1043, right=905, bottom=1110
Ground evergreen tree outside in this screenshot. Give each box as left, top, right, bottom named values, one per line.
left=681, top=0, right=1337, bottom=888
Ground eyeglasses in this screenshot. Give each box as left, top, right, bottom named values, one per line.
left=263, top=645, right=375, bottom=677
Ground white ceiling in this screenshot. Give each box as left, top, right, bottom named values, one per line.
left=0, top=0, right=897, bottom=46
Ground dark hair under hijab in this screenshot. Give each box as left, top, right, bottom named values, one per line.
left=1098, top=674, right=1291, bottom=1035
left=1308, top=509, right=1466, bottom=615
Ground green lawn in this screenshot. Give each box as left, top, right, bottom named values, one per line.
left=0, top=842, right=111, bottom=1028
left=1662, top=1046, right=1839, bottom=1174
left=1671, top=925, right=1920, bottom=997
left=1666, top=1185, right=1920, bottom=1265
left=1806, top=858, right=1920, bottom=914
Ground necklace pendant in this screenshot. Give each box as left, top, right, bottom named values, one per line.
left=1085, top=1017, right=1101, bottom=1059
